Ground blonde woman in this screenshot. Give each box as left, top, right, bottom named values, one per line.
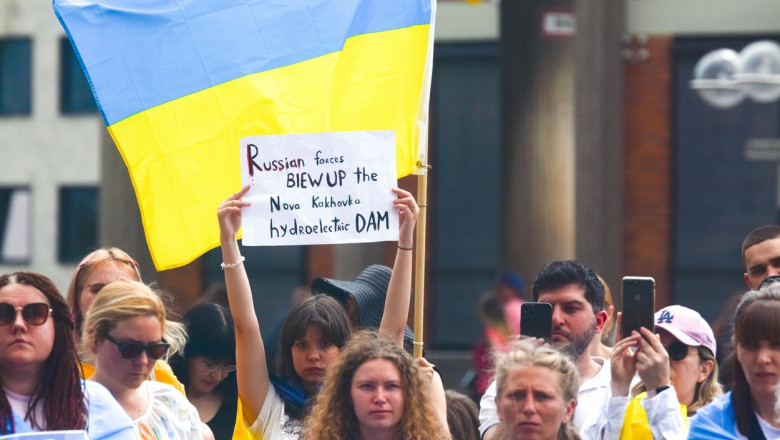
left=82, top=280, right=207, bottom=440
left=492, top=340, right=580, bottom=440
left=68, top=248, right=184, bottom=393
left=303, top=330, right=450, bottom=440
left=588, top=305, right=722, bottom=439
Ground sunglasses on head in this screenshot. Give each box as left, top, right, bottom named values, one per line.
left=666, top=342, right=691, bottom=362
left=0, top=303, right=52, bottom=326
left=102, top=333, right=170, bottom=360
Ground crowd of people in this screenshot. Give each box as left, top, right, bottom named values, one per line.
left=1, top=188, right=779, bottom=439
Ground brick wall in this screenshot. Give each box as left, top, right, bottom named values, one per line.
left=622, top=35, right=673, bottom=308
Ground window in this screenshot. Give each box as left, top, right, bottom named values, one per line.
left=58, top=186, right=98, bottom=263
left=60, top=37, right=97, bottom=114
left=672, top=35, right=780, bottom=319
left=431, top=43, right=501, bottom=348
left=0, top=38, right=32, bottom=116
left=0, top=187, right=31, bottom=264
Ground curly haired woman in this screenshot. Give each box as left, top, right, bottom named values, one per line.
left=303, top=330, right=449, bottom=440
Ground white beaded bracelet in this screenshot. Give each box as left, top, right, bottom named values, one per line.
left=220, top=255, right=245, bottom=270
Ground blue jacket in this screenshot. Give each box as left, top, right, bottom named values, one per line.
left=688, top=392, right=741, bottom=439
left=7, top=381, right=134, bottom=440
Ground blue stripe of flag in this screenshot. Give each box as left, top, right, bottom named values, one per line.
left=54, top=0, right=432, bottom=126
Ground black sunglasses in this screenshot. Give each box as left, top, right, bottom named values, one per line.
left=666, top=342, right=691, bottom=362
left=0, top=302, right=52, bottom=326
left=102, top=333, right=170, bottom=360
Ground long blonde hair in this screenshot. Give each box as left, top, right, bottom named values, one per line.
left=80, top=280, right=186, bottom=362
left=304, top=331, right=449, bottom=440
left=493, top=340, right=581, bottom=440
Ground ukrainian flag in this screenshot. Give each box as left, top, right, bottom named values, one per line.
left=53, top=0, right=435, bottom=270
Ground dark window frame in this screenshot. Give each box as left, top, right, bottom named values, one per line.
left=59, top=37, right=98, bottom=114
left=58, top=186, right=99, bottom=263
left=0, top=37, right=32, bottom=116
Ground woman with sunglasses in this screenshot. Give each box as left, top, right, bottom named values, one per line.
left=169, top=303, right=251, bottom=440
left=82, top=280, right=208, bottom=440
left=689, top=285, right=780, bottom=439
left=0, top=271, right=135, bottom=438
left=67, top=247, right=185, bottom=394
left=586, top=305, right=721, bottom=439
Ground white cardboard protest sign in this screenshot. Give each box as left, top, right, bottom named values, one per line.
left=239, top=131, right=399, bottom=246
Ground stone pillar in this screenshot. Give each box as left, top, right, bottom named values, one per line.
left=501, top=0, right=577, bottom=278
left=574, top=0, right=625, bottom=288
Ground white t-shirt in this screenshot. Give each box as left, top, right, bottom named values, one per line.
left=755, top=413, right=780, bottom=439
left=5, top=387, right=45, bottom=430
left=249, top=384, right=304, bottom=440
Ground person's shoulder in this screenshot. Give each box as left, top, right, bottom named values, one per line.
left=145, top=378, right=192, bottom=407
left=589, top=356, right=612, bottom=383
left=145, top=381, right=201, bottom=422
left=151, top=360, right=186, bottom=395
left=695, top=392, right=731, bottom=416
left=146, top=379, right=185, bottom=397
left=83, top=380, right=136, bottom=439
left=83, top=379, right=109, bottom=395
left=688, top=392, right=736, bottom=438
left=83, top=379, right=119, bottom=404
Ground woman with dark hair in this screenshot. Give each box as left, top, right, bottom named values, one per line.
left=218, top=185, right=419, bottom=439
left=445, top=390, right=480, bottom=440
left=689, top=286, right=780, bottom=438
left=67, top=247, right=184, bottom=393
left=169, top=303, right=247, bottom=440
left=303, top=330, right=450, bottom=440
left=0, top=271, right=134, bottom=438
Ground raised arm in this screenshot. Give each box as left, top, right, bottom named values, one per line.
left=379, top=187, right=419, bottom=347
left=218, top=185, right=269, bottom=422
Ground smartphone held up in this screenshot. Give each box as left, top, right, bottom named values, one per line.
left=620, top=276, right=655, bottom=339
left=520, top=302, right=553, bottom=341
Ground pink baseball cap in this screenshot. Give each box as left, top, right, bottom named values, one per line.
left=654, top=305, right=716, bottom=356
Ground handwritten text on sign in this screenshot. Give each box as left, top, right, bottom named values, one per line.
left=239, top=131, right=399, bottom=246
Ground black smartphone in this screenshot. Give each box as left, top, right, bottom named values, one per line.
left=520, top=302, right=553, bottom=341
left=620, top=276, right=655, bottom=339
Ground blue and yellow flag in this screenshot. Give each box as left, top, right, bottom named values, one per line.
left=53, top=0, right=435, bottom=270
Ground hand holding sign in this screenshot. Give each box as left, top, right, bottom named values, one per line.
left=218, top=185, right=252, bottom=241
left=393, top=187, right=418, bottom=250
left=239, top=131, right=400, bottom=246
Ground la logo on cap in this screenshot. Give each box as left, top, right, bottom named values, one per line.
left=657, top=310, right=674, bottom=324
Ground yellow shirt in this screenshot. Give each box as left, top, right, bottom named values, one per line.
left=620, top=391, right=688, bottom=440
left=235, top=397, right=261, bottom=440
